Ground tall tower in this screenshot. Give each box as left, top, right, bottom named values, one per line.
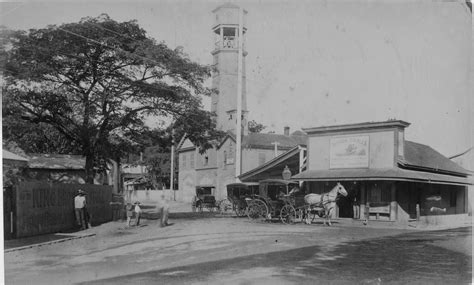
left=211, top=4, right=248, bottom=135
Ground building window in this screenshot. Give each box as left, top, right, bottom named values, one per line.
left=223, top=151, right=227, bottom=165
left=258, top=153, right=266, bottom=165
left=227, top=144, right=234, bottom=164
left=190, top=152, right=194, bottom=169
left=204, top=155, right=209, bottom=166
left=182, top=154, right=186, bottom=169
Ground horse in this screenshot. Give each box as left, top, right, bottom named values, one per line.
left=304, top=182, right=348, bottom=226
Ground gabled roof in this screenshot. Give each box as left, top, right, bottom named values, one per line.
left=399, top=141, right=470, bottom=176
left=3, top=150, right=29, bottom=162
left=177, top=133, right=195, bottom=151
left=27, top=154, right=85, bottom=170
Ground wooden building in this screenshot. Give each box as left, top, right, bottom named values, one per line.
left=292, top=120, right=472, bottom=226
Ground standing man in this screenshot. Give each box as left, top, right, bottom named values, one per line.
left=352, top=189, right=360, bottom=219
left=74, top=189, right=86, bottom=230
left=156, top=193, right=169, bottom=227
left=134, top=201, right=142, bottom=226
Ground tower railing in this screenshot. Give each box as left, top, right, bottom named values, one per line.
left=215, top=36, right=245, bottom=50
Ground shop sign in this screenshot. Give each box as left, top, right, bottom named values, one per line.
left=330, top=136, right=369, bottom=168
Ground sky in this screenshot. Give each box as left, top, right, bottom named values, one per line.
left=1, top=0, right=472, bottom=159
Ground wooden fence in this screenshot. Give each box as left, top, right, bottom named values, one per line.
left=13, top=182, right=113, bottom=238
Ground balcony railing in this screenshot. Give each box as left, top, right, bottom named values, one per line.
left=215, top=36, right=244, bottom=50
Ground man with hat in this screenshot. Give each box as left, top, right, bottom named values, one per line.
left=74, top=189, right=87, bottom=230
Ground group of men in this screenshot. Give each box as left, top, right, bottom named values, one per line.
left=74, top=189, right=170, bottom=230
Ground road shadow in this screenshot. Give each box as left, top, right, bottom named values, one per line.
left=81, top=227, right=472, bottom=285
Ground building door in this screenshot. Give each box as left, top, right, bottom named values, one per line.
left=337, top=182, right=358, bottom=218
left=3, top=186, right=16, bottom=239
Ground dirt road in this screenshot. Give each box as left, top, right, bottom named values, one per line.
left=4, top=214, right=471, bottom=284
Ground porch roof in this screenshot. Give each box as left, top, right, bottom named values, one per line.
left=291, top=168, right=473, bottom=186
left=239, top=146, right=303, bottom=182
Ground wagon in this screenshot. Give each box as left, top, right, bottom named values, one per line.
left=192, top=186, right=219, bottom=213
left=225, top=182, right=259, bottom=216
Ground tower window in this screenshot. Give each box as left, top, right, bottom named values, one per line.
left=204, top=155, right=209, bottom=166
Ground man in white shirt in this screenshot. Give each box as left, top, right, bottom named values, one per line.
left=156, top=193, right=169, bottom=227
left=134, top=201, right=142, bottom=226
left=74, top=189, right=86, bottom=230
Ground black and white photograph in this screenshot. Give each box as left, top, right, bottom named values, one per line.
left=1, top=0, right=473, bottom=284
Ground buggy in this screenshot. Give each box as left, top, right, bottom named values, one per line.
left=246, top=179, right=300, bottom=222
left=225, top=182, right=259, bottom=216
left=192, top=186, right=219, bottom=213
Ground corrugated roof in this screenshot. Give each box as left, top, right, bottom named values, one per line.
left=27, top=154, right=85, bottom=170
left=400, top=141, right=469, bottom=176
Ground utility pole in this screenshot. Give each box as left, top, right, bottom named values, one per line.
left=170, top=129, right=175, bottom=201
left=271, top=141, right=280, bottom=158
left=235, top=7, right=244, bottom=181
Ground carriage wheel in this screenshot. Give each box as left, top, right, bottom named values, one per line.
left=205, top=203, right=215, bottom=212
left=218, top=199, right=233, bottom=215
left=196, top=201, right=203, bottom=213
left=280, top=204, right=297, bottom=224
left=247, top=199, right=268, bottom=221
left=235, top=206, right=246, bottom=217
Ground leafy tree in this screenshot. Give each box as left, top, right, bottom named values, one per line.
left=248, top=120, right=266, bottom=133
left=2, top=15, right=223, bottom=183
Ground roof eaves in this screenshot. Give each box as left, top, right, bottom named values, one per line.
left=239, top=146, right=300, bottom=181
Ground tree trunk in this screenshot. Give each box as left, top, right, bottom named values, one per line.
left=85, top=155, right=95, bottom=184
left=110, top=158, right=121, bottom=194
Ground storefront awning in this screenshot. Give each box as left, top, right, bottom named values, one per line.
left=291, top=168, right=473, bottom=186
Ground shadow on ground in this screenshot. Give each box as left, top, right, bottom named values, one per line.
left=82, top=227, right=472, bottom=284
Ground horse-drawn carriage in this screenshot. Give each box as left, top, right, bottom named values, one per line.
left=192, top=186, right=219, bottom=213
left=225, top=182, right=259, bottom=216
left=246, top=180, right=348, bottom=225
left=245, top=179, right=304, bottom=223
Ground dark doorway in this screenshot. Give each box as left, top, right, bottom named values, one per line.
left=3, top=186, right=16, bottom=239
left=337, top=182, right=359, bottom=218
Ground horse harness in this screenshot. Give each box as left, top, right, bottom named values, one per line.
left=320, top=191, right=339, bottom=206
